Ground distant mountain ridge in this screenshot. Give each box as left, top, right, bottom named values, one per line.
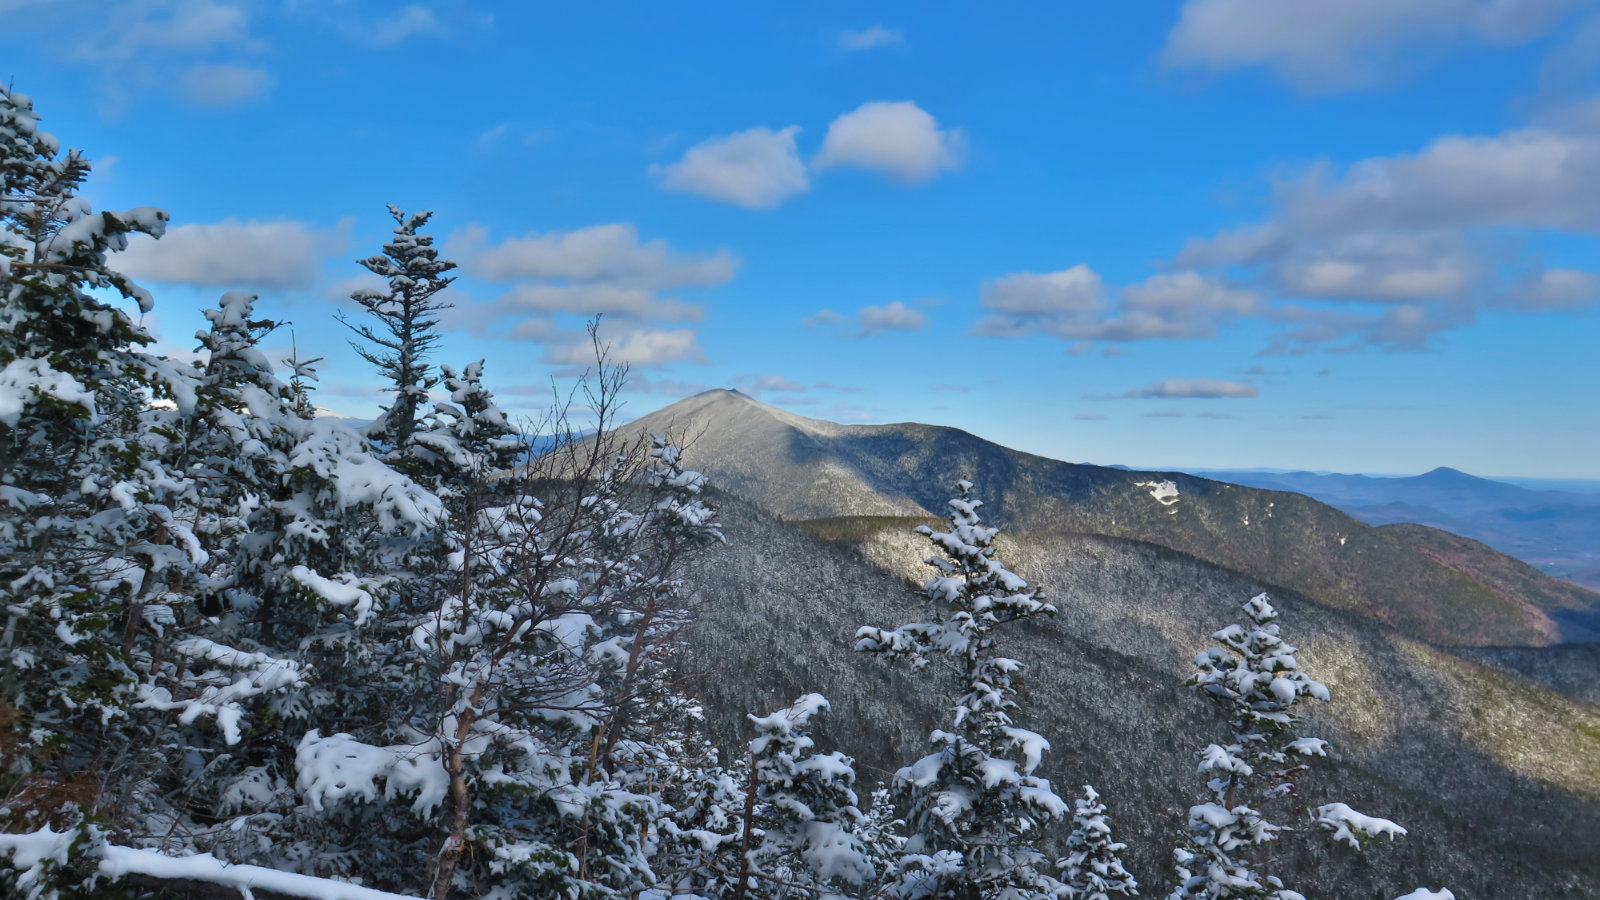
left=624, top=389, right=1600, bottom=646
left=1187, top=466, right=1600, bottom=594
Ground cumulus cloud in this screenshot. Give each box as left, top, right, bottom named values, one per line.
left=444, top=223, right=734, bottom=361
left=983, top=266, right=1106, bottom=316
left=651, top=126, right=810, bottom=209
left=73, top=0, right=255, bottom=62
left=974, top=267, right=1263, bottom=343
left=625, top=376, right=712, bottom=398
left=453, top=223, right=737, bottom=289
left=117, top=219, right=333, bottom=290
left=1501, top=267, right=1600, bottom=310
left=1163, top=0, right=1588, bottom=93
left=859, top=301, right=929, bottom=336
left=736, top=375, right=808, bottom=396
left=806, top=300, right=929, bottom=338
left=177, top=62, right=270, bottom=107
left=802, top=309, right=846, bottom=329
left=546, top=325, right=706, bottom=367
left=1125, top=378, right=1261, bottom=399
left=837, top=26, right=904, bottom=52
left=495, top=284, right=704, bottom=321
left=813, top=101, right=964, bottom=183
left=365, top=4, right=439, bottom=47
left=1166, top=123, right=1600, bottom=351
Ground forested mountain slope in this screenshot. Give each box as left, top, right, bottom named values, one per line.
left=633, top=389, right=1600, bottom=646
left=682, top=491, right=1600, bottom=899
left=1189, top=466, right=1600, bottom=592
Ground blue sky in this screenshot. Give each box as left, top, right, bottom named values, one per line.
left=10, top=1, right=1600, bottom=477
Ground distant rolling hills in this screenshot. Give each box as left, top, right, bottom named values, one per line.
left=1188, top=466, right=1600, bottom=595
left=626, top=389, right=1600, bottom=646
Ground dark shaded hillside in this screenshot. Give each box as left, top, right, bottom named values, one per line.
left=632, top=389, right=1592, bottom=647
left=682, top=491, right=1600, bottom=899
left=1457, top=643, right=1600, bottom=706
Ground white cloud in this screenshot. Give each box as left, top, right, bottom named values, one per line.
left=738, top=375, right=808, bottom=394
left=546, top=325, right=706, bottom=367
left=475, top=123, right=509, bottom=152
left=365, top=4, right=439, bottom=47
left=1163, top=0, right=1587, bottom=93
left=651, top=126, right=810, bottom=209
left=497, top=284, right=704, bottom=321
left=117, top=219, right=332, bottom=290
left=1123, top=271, right=1261, bottom=316
left=625, top=375, right=712, bottom=398
left=1500, top=266, right=1600, bottom=310
left=983, top=266, right=1106, bottom=316
left=74, top=0, right=254, bottom=62
left=1126, top=378, right=1260, bottom=399
left=1278, top=129, right=1600, bottom=235
left=806, top=301, right=929, bottom=338
left=837, top=26, right=904, bottom=52
left=813, top=101, right=964, bottom=183
left=858, top=300, right=929, bottom=336
left=177, top=62, right=270, bottom=107
left=1167, top=122, right=1600, bottom=351
left=453, top=223, right=737, bottom=289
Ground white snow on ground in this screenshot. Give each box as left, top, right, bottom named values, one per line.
left=1393, top=890, right=1455, bottom=900
left=1134, top=479, right=1180, bottom=506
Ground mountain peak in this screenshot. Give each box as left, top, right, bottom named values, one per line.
left=633, top=387, right=847, bottom=439
left=1417, top=466, right=1480, bottom=483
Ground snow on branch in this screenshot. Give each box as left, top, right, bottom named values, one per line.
left=1315, top=802, right=1408, bottom=849
left=97, top=842, right=426, bottom=900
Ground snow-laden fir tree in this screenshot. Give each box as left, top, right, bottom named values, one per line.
left=0, top=85, right=193, bottom=894
left=340, top=203, right=457, bottom=481
left=725, top=694, right=874, bottom=899
left=1059, top=785, right=1138, bottom=900
left=857, top=478, right=1069, bottom=900
left=1168, top=593, right=1406, bottom=900
left=292, top=354, right=723, bottom=900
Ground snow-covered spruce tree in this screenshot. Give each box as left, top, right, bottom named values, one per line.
left=1059, top=785, right=1138, bottom=900
left=1167, top=593, right=1405, bottom=900
left=857, top=478, right=1069, bottom=900
left=340, top=203, right=457, bottom=481
left=719, top=694, right=874, bottom=900
left=0, top=85, right=194, bottom=892
left=295, top=352, right=722, bottom=900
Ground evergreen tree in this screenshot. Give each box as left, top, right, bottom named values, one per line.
left=0, top=86, right=187, bottom=891
left=1059, top=785, right=1138, bottom=900
left=858, top=478, right=1069, bottom=900
left=735, top=693, right=874, bottom=899
left=340, top=204, right=457, bottom=479
left=1167, top=593, right=1406, bottom=900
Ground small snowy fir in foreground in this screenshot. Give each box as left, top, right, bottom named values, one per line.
left=858, top=478, right=1070, bottom=899
left=1059, top=785, right=1139, bottom=899
left=1167, top=593, right=1405, bottom=900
